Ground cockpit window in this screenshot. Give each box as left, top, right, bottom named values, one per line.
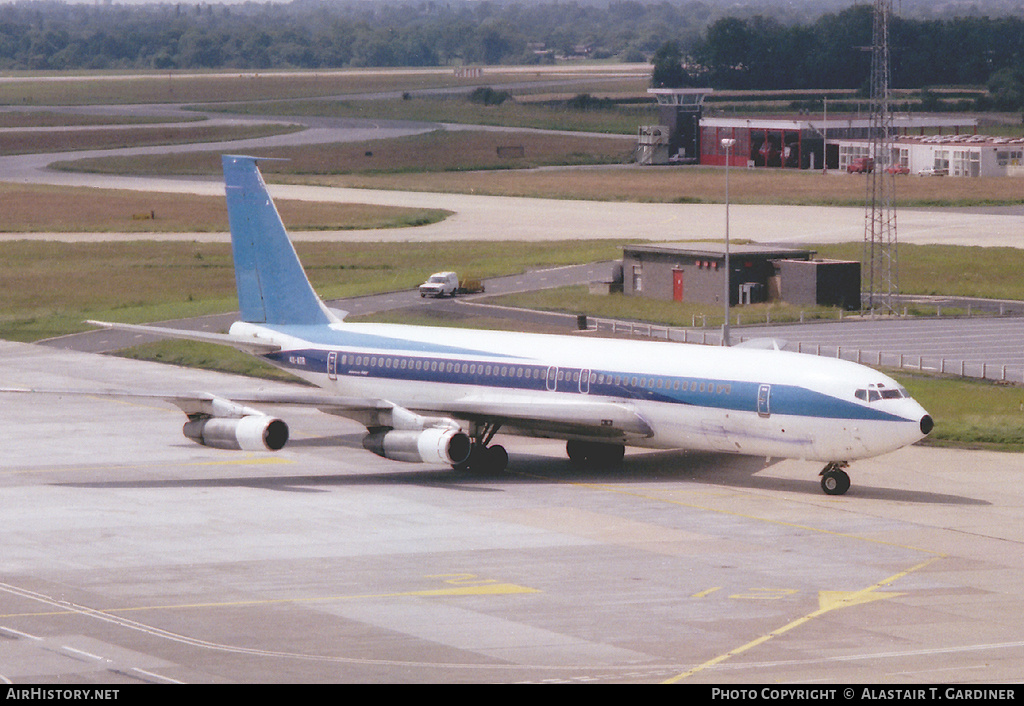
left=856, top=385, right=908, bottom=402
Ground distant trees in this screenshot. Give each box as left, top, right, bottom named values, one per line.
left=651, top=41, right=687, bottom=88
left=987, top=67, right=1024, bottom=111
left=690, top=6, right=1024, bottom=94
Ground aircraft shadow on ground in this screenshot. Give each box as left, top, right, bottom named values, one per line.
left=57, top=434, right=988, bottom=506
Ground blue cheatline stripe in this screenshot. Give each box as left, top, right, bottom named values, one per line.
left=264, top=347, right=913, bottom=424
left=222, top=155, right=332, bottom=326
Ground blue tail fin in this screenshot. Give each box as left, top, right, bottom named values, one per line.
left=222, top=155, right=336, bottom=326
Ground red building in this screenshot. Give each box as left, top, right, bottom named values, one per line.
left=699, top=116, right=978, bottom=170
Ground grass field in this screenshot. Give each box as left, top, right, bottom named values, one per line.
left=0, top=66, right=652, bottom=106
left=304, top=166, right=1024, bottom=207
left=55, top=129, right=637, bottom=176
left=0, top=239, right=622, bottom=341
left=0, top=70, right=490, bottom=106
left=894, top=373, right=1024, bottom=451
left=0, top=182, right=450, bottom=233
left=212, top=93, right=657, bottom=134
left=0, top=111, right=199, bottom=128
left=0, top=122, right=301, bottom=156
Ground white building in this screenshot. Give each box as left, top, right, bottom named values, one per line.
left=837, top=134, right=1024, bottom=177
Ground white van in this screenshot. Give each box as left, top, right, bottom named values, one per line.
left=419, top=271, right=459, bottom=297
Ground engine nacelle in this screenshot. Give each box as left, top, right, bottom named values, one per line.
left=362, top=428, right=472, bottom=465
left=183, top=415, right=289, bottom=452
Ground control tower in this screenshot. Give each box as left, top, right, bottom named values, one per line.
left=646, top=88, right=713, bottom=164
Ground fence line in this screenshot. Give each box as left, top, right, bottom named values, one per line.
left=587, top=316, right=1024, bottom=384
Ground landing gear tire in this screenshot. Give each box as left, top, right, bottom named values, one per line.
left=566, top=440, right=625, bottom=469
left=484, top=444, right=508, bottom=473
left=820, top=463, right=851, bottom=496
left=566, top=440, right=588, bottom=466
left=455, top=443, right=508, bottom=475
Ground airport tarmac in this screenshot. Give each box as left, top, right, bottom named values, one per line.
left=2, top=339, right=1024, bottom=684
left=4, top=94, right=1024, bottom=684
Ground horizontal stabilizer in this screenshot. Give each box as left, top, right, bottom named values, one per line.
left=86, top=320, right=282, bottom=355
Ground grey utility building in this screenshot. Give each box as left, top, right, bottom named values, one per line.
left=622, top=242, right=860, bottom=310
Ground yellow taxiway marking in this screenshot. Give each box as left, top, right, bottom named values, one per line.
left=509, top=471, right=948, bottom=683
left=691, top=587, right=722, bottom=599
left=0, top=582, right=539, bottom=620
left=662, top=556, right=941, bottom=683
left=818, top=588, right=902, bottom=611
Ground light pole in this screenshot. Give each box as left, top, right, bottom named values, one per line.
left=721, top=137, right=737, bottom=347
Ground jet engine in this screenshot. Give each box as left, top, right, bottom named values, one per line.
left=183, top=415, right=289, bottom=452
left=362, top=427, right=472, bottom=465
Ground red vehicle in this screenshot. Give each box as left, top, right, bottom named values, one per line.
left=885, top=164, right=910, bottom=175
left=847, top=156, right=874, bottom=173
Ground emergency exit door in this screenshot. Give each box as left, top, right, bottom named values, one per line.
left=757, top=384, right=771, bottom=418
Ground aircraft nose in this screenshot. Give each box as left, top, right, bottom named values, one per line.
left=920, top=414, right=934, bottom=436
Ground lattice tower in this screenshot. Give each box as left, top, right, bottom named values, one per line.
left=863, top=0, right=899, bottom=315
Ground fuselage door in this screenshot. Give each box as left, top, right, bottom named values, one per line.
left=579, top=369, right=591, bottom=394
left=757, top=384, right=771, bottom=418
left=546, top=366, right=559, bottom=392
left=328, top=351, right=338, bottom=381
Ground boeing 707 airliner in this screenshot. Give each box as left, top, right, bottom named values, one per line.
left=35, top=155, right=935, bottom=495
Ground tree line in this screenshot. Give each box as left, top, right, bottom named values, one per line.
left=681, top=6, right=1023, bottom=92
left=0, top=1, right=1020, bottom=108
left=0, top=1, right=711, bottom=70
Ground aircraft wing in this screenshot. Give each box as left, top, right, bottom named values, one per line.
left=412, top=395, right=655, bottom=441
left=212, top=389, right=655, bottom=442
left=1, top=380, right=651, bottom=442
left=0, top=384, right=387, bottom=418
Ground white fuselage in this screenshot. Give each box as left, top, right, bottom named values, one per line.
left=232, top=320, right=932, bottom=464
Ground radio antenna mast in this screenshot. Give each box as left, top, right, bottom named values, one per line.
left=863, top=0, right=899, bottom=315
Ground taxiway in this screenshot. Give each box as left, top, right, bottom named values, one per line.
left=2, top=340, right=1023, bottom=683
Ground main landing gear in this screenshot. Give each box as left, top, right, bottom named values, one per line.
left=820, top=461, right=851, bottom=495
left=566, top=440, right=626, bottom=469
left=454, top=421, right=508, bottom=474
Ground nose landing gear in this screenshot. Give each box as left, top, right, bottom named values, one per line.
left=820, top=461, right=851, bottom=495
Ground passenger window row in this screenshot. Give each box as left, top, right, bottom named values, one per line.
left=336, top=353, right=731, bottom=396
